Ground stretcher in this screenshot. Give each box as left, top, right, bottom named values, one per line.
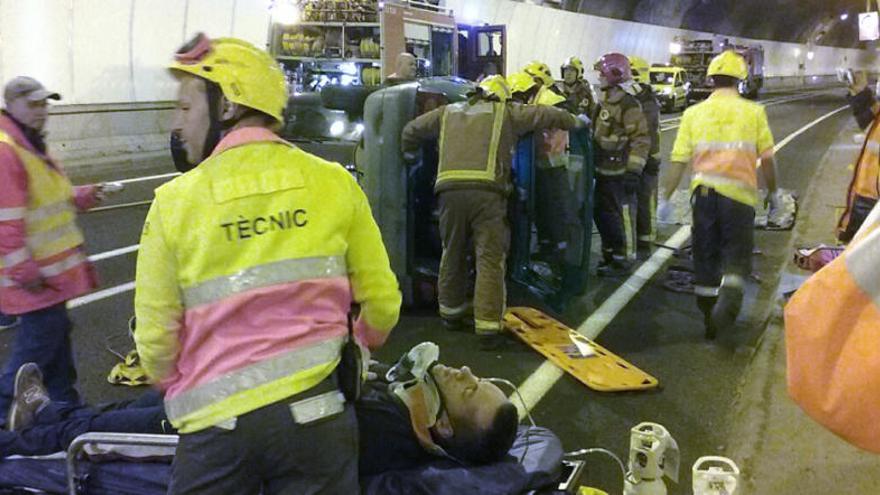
left=0, top=426, right=578, bottom=495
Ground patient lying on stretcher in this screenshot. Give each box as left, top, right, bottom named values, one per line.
left=0, top=343, right=519, bottom=477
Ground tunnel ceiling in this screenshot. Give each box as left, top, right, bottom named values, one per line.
left=554, top=0, right=867, bottom=48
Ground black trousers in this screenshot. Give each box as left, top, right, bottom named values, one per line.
left=169, top=382, right=358, bottom=495
left=691, top=186, right=755, bottom=302
left=594, top=175, right=637, bottom=260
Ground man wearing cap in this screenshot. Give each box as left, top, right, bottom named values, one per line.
left=0, top=76, right=109, bottom=427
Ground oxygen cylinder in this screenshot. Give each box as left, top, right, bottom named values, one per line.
left=621, top=423, right=680, bottom=495
left=692, top=456, right=740, bottom=495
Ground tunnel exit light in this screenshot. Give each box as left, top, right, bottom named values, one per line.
left=841, top=13, right=849, bottom=21
left=669, top=42, right=682, bottom=55
left=807, top=51, right=815, bottom=60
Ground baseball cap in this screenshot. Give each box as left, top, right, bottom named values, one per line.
left=3, top=76, right=61, bottom=103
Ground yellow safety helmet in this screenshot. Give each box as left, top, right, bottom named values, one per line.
left=561, top=56, right=585, bottom=79
left=508, top=71, right=537, bottom=94
left=627, top=55, right=651, bottom=85
left=478, top=75, right=511, bottom=102
left=523, top=61, right=555, bottom=87
left=534, top=86, right=566, bottom=107
left=169, top=33, right=288, bottom=123
left=707, top=50, right=748, bottom=80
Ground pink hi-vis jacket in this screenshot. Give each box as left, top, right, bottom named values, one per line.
left=0, top=114, right=99, bottom=314
left=134, top=127, right=401, bottom=433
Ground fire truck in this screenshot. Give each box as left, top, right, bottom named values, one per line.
left=671, top=38, right=764, bottom=102
left=267, top=0, right=506, bottom=92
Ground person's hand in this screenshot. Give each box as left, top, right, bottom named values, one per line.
left=95, top=182, right=124, bottom=202
left=402, top=151, right=419, bottom=165
left=658, top=199, right=675, bottom=224
left=623, top=172, right=640, bottom=195
left=766, top=189, right=782, bottom=217
left=849, top=70, right=868, bottom=96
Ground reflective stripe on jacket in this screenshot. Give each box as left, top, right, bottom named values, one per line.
left=785, top=202, right=880, bottom=453
left=0, top=116, right=97, bottom=314
left=400, top=101, right=578, bottom=195
left=670, top=90, right=775, bottom=207
left=134, top=127, right=401, bottom=433
left=593, top=87, right=650, bottom=176
left=436, top=101, right=507, bottom=188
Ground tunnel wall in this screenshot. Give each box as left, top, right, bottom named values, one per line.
left=446, top=0, right=878, bottom=81
left=0, top=0, right=875, bottom=175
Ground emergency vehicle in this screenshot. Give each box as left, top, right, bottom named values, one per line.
left=671, top=38, right=764, bottom=102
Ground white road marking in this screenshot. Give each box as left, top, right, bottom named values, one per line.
left=88, top=244, right=140, bottom=262
left=511, top=102, right=851, bottom=417
left=68, top=281, right=136, bottom=309
left=115, top=172, right=180, bottom=185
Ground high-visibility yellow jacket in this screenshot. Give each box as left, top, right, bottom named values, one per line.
left=670, top=89, right=775, bottom=207
left=785, top=201, right=880, bottom=453
left=134, top=127, right=401, bottom=433
left=0, top=114, right=98, bottom=314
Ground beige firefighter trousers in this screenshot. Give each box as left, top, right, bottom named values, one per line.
left=437, top=189, right=509, bottom=334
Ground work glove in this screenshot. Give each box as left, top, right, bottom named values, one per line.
left=658, top=199, right=675, bottom=224
left=575, top=114, right=591, bottom=129
left=623, top=172, right=641, bottom=195
left=766, top=189, right=782, bottom=218
left=95, top=182, right=125, bottom=202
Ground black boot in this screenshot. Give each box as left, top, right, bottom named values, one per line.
left=697, top=296, right=718, bottom=340
left=711, top=285, right=744, bottom=334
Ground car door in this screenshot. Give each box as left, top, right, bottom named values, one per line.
left=509, top=126, right=594, bottom=309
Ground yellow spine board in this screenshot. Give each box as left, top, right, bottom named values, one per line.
left=503, top=307, right=659, bottom=392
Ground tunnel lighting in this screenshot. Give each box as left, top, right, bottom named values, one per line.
left=271, top=1, right=300, bottom=25
left=807, top=51, right=815, bottom=60
left=841, top=13, right=849, bottom=21
left=793, top=48, right=801, bottom=57
left=462, top=4, right=479, bottom=23
left=330, top=121, right=346, bottom=137
left=669, top=42, right=682, bottom=55
left=424, top=60, right=432, bottom=68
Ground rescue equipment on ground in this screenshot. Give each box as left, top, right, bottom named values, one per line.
left=623, top=422, right=680, bottom=495
left=793, top=244, right=844, bottom=272
left=107, top=350, right=150, bottom=387
left=503, top=307, right=659, bottom=392
left=692, top=456, right=740, bottom=495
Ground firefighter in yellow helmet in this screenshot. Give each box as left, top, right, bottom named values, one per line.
left=401, top=75, right=583, bottom=340
left=134, top=33, right=401, bottom=492
left=626, top=55, right=663, bottom=258
left=560, top=56, right=596, bottom=118
left=520, top=62, right=580, bottom=267
left=661, top=50, right=779, bottom=339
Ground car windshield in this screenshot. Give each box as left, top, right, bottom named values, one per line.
left=282, top=93, right=363, bottom=143
left=650, top=72, right=676, bottom=85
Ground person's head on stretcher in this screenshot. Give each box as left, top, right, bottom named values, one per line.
left=429, top=363, right=519, bottom=465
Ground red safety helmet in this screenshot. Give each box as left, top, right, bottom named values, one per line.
left=594, top=53, right=632, bottom=86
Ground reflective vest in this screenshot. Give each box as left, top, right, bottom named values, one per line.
left=837, top=117, right=880, bottom=239
left=671, top=91, right=775, bottom=207
left=0, top=131, right=89, bottom=297
left=533, top=86, right=570, bottom=169
left=785, top=202, right=880, bottom=453
left=436, top=101, right=506, bottom=190
left=134, top=132, right=400, bottom=433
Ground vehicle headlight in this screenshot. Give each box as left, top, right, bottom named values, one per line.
left=330, top=120, right=346, bottom=137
